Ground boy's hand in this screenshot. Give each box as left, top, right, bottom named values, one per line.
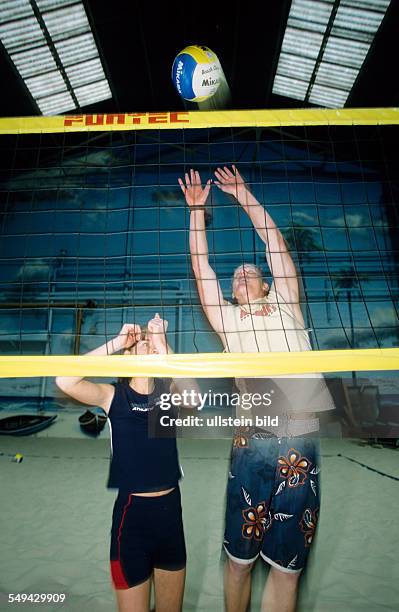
left=178, top=169, right=211, bottom=208
left=214, top=165, right=247, bottom=199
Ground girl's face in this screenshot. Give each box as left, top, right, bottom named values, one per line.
left=125, top=330, right=158, bottom=355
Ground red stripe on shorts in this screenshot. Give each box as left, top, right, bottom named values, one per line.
left=111, top=494, right=133, bottom=589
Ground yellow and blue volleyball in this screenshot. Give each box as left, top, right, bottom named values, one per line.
left=172, top=45, right=221, bottom=102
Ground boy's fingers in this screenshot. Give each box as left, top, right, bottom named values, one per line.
left=216, top=167, right=231, bottom=181
left=178, top=177, right=186, bottom=193
left=233, top=165, right=243, bottom=180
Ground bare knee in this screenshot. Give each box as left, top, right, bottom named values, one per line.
left=227, top=558, right=254, bottom=578
left=269, top=566, right=301, bottom=587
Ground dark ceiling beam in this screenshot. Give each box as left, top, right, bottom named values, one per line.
left=0, top=38, right=39, bottom=116
left=83, top=0, right=119, bottom=111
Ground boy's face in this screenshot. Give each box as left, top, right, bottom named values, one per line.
left=232, top=264, right=269, bottom=303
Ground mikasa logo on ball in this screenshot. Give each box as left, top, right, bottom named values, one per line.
left=201, top=64, right=220, bottom=88
left=175, top=60, right=184, bottom=94
left=202, top=77, right=219, bottom=87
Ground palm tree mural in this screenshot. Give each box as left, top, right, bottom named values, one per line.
left=281, top=223, right=323, bottom=337
left=332, top=266, right=369, bottom=385
left=282, top=223, right=322, bottom=264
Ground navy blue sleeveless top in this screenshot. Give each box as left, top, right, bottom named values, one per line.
left=107, top=379, right=181, bottom=492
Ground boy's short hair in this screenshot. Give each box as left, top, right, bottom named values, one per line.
left=231, top=264, right=264, bottom=288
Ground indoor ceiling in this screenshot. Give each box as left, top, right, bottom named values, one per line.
left=0, top=0, right=398, bottom=118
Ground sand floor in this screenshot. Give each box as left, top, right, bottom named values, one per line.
left=1, top=436, right=399, bottom=611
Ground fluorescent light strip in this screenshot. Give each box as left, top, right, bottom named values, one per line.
left=272, top=0, right=391, bottom=107
left=36, top=0, right=77, bottom=10
left=0, top=16, right=45, bottom=50
left=289, top=0, right=333, bottom=27
left=36, top=90, right=75, bottom=114
left=282, top=27, right=324, bottom=59
left=42, top=4, right=90, bottom=40
left=314, top=62, right=358, bottom=89
left=75, top=79, right=112, bottom=105
left=55, top=33, right=98, bottom=65
left=0, top=1, right=111, bottom=115
left=309, top=84, right=348, bottom=107
left=273, top=74, right=309, bottom=101
left=322, top=37, right=370, bottom=69
left=0, top=0, right=32, bottom=23
left=66, top=58, right=105, bottom=87
left=25, top=70, right=67, bottom=97
left=11, top=45, right=58, bottom=78
left=277, top=53, right=317, bottom=81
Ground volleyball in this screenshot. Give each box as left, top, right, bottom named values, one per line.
left=172, top=45, right=221, bottom=102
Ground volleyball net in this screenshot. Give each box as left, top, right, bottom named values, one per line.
left=0, top=107, right=398, bottom=435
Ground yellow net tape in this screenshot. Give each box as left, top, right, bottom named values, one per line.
left=0, top=108, right=398, bottom=134
left=0, top=348, right=398, bottom=378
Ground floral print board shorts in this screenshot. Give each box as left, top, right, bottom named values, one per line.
left=224, top=434, right=320, bottom=573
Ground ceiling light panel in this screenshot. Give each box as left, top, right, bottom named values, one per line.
left=277, top=53, right=316, bottom=81
left=42, top=4, right=90, bottom=41
left=309, top=84, right=348, bottom=107
left=55, top=33, right=98, bottom=65
left=289, top=0, right=333, bottom=29
left=24, top=70, right=67, bottom=98
left=272, top=0, right=392, bottom=107
left=0, top=0, right=112, bottom=115
left=322, top=37, right=370, bottom=68
left=0, top=0, right=32, bottom=23
left=36, top=0, right=76, bottom=9
left=75, top=79, right=112, bottom=106
left=0, top=15, right=45, bottom=51
left=314, top=62, right=358, bottom=89
left=37, top=90, right=75, bottom=114
left=272, top=74, right=309, bottom=101
left=66, top=58, right=105, bottom=88
left=11, top=45, right=58, bottom=78
left=281, top=26, right=324, bottom=59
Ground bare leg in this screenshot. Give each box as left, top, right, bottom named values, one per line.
left=261, top=566, right=300, bottom=612
left=115, top=578, right=151, bottom=612
left=153, top=567, right=186, bottom=612
left=224, top=558, right=253, bottom=612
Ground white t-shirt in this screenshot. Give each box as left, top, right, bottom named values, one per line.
left=218, top=289, right=335, bottom=414
left=220, top=289, right=311, bottom=353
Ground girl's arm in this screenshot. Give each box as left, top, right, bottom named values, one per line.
left=55, top=324, right=141, bottom=414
